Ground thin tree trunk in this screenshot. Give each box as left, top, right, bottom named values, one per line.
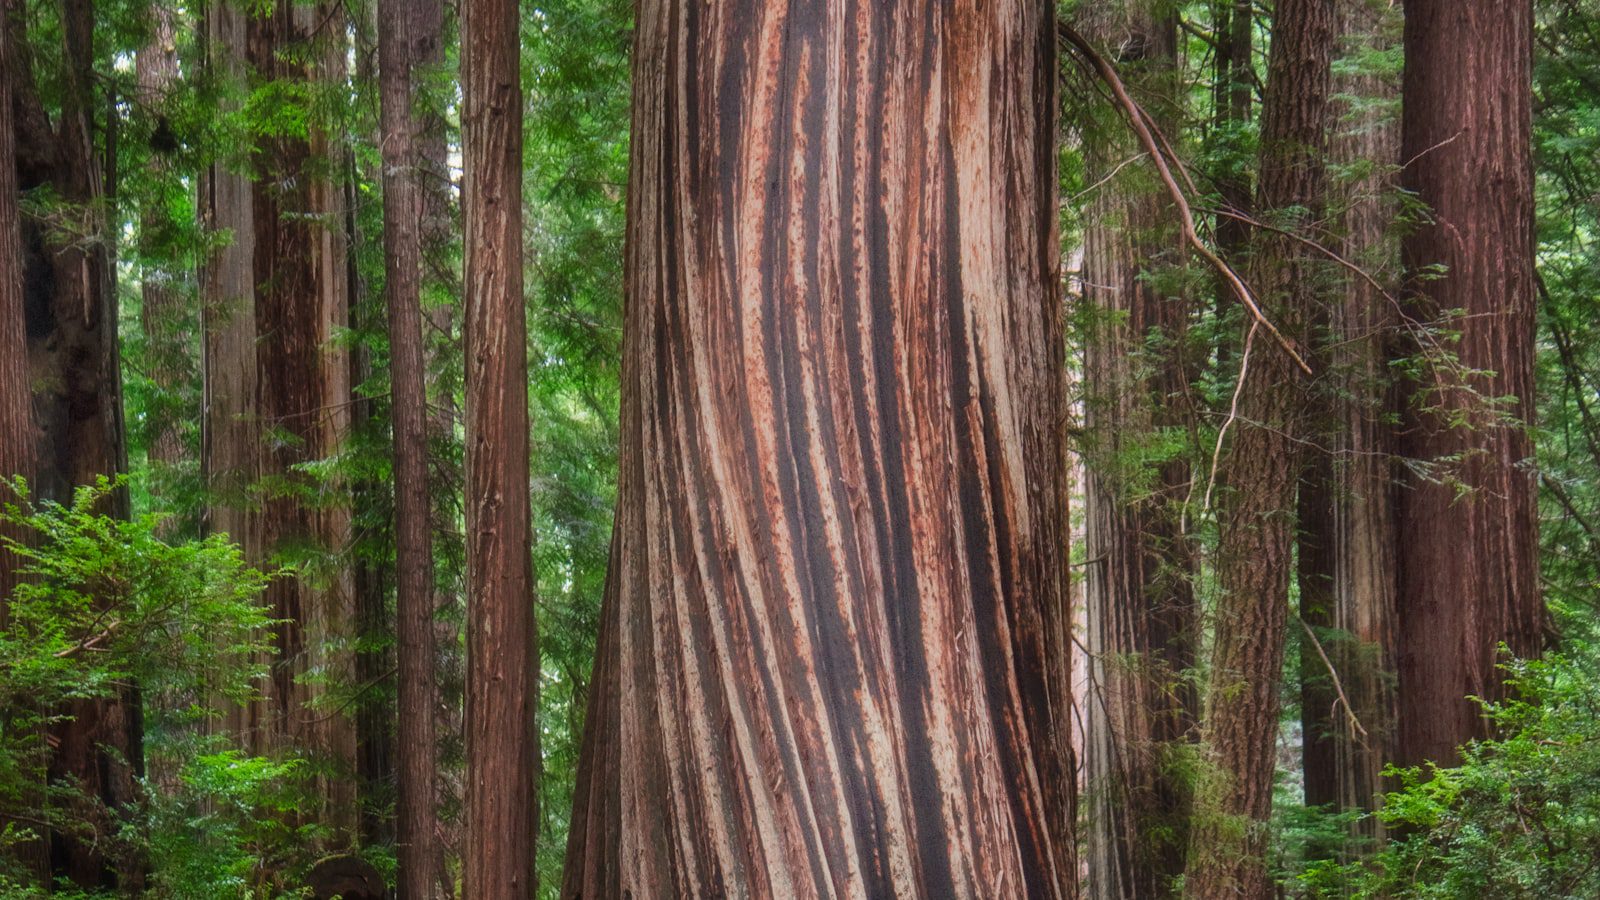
left=137, top=4, right=185, bottom=508
left=0, top=8, right=44, bottom=884
left=1395, top=0, right=1541, bottom=770
left=246, top=0, right=357, bottom=838
left=199, top=0, right=266, bottom=751
left=562, top=2, right=1073, bottom=896
left=1077, top=6, right=1196, bottom=898
left=379, top=0, right=443, bottom=889
left=461, top=0, right=536, bottom=888
left=1297, top=0, right=1399, bottom=851
left=1187, top=0, right=1333, bottom=895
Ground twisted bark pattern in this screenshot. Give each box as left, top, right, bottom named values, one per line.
left=563, top=1, right=1073, bottom=896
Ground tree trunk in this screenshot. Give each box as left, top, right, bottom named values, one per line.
left=246, top=0, right=358, bottom=838
left=461, top=0, right=536, bottom=889
left=0, top=9, right=44, bottom=883
left=1395, top=0, right=1541, bottom=770
left=562, top=2, right=1072, bottom=896
left=1076, top=6, right=1196, bottom=898
left=137, top=4, right=185, bottom=507
left=1186, top=0, right=1333, bottom=895
left=199, top=0, right=266, bottom=751
left=0, top=0, right=33, bottom=547
left=379, top=0, right=443, bottom=890
left=1297, top=0, right=1399, bottom=850
left=10, top=0, right=141, bottom=885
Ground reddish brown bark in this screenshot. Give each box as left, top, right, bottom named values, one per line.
left=1395, top=0, right=1541, bottom=769
left=1076, top=6, right=1196, bottom=898
left=1297, top=0, right=1400, bottom=848
left=378, top=0, right=443, bottom=890
left=1187, top=0, right=1334, bottom=895
left=246, top=0, right=357, bottom=836
left=562, top=2, right=1072, bottom=896
left=461, top=0, right=537, bottom=888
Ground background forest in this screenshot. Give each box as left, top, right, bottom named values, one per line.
left=0, top=0, right=1595, bottom=897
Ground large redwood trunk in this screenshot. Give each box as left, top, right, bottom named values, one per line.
left=461, top=0, right=537, bottom=888
left=562, top=2, right=1073, bottom=896
left=378, top=0, right=443, bottom=889
left=246, top=0, right=358, bottom=837
left=1186, top=0, right=1333, bottom=895
left=1076, top=6, right=1196, bottom=898
left=1395, top=0, right=1541, bottom=769
left=1298, top=0, right=1400, bottom=847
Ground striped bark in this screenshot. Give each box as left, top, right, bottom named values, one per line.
left=247, top=0, right=358, bottom=836
left=1297, top=0, right=1399, bottom=848
left=1186, top=0, right=1333, bottom=895
left=378, top=0, right=443, bottom=889
left=1076, top=6, right=1196, bottom=898
left=1395, top=0, right=1541, bottom=770
left=562, top=1, right=1073, bottom=897
left=461, top=0, right=537, bottom=888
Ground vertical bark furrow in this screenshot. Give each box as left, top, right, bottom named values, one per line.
left=564, top=1, right=1072, bottom=897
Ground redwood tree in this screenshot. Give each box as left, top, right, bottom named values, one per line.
left=246, top=0, right=357, bottom=833
left=461, top=0, right=536, bottom=888
left=1395, top=0, right=1541, bottom=770
left=378, top=0, right=442, bottom=890
left=1297, top=0, right=1400, bottom=846
left=1186, top=0, right=1334, bottom=893
left=561, top=1, right=1073, bottom=896
left=1076, top=5, right=1197, bottom=897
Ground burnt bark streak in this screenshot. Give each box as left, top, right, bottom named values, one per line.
left=563, top=1, right=1072, bottom=897
left=1077, top=6, right=1196, bottom=898
left=1187, top=0, right=1333, bottom=896
left=461, top=0, right=537, bottom=889
left=378, top=0, right=443, bottom=891
left=247, top=0, right=357, bottom=835
left=1298, top=0, right=1399, bottom=847
left=1395, top=0, right=1541, bottom=769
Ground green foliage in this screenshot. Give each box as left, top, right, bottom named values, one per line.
left=1295, top=655, right=1600, bottom=898
left=0, top=478, right=273, bottom=712
left=0, top=477, right=321, bottom=894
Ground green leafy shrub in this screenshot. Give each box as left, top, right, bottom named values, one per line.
left=1299, top=653, right=1600, bottom=898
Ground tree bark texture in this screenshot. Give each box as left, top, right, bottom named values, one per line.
left=246, top=0, right=358, bottom=837
left=461, top=0, right=537, bottom=888
left=199, top=0, right=266, bottom=747
left=562, top=2, right=1073, bottom=897
left=379, top=0, right=443, bottom=890
left=1395, top=0, right=1541, bottom=770
left=137, top=5, right=185, bottom=499
left=1076, top=6, right=1197, bottom=898
left=1186, top=0, right=1333, bottom=895
left=1297, top=0, right=1399, bottom=846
